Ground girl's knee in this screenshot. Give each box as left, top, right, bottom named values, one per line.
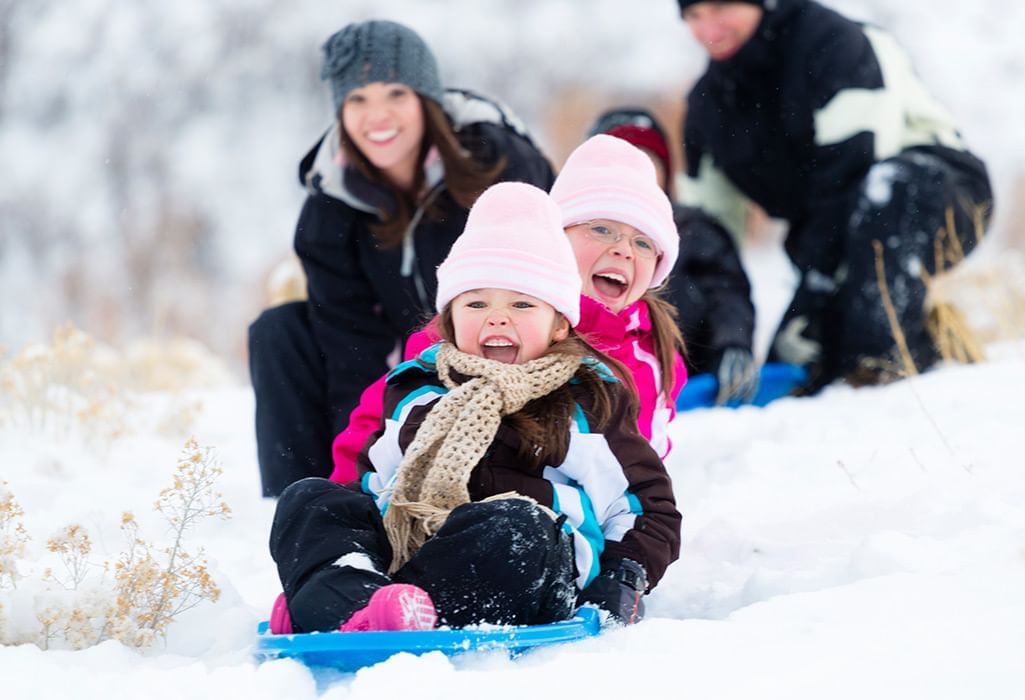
left=448, top=498, right=552, bottom=534
left=277, top=476, right=340, bottom=508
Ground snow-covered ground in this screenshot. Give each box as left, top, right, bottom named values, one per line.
left=3, top=240, right=1024, bottom=698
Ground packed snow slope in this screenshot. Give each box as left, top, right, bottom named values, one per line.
left=3, top=337, right=1023, bottom=698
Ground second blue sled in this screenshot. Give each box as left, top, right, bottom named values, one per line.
left=676, top=362, right=808, bottom=412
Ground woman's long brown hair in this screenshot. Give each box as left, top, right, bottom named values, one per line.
left=434, top=307, right=641, bottom=469
left=339, top=96, right=505, bottom=247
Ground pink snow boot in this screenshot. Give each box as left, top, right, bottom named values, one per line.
left=339, top=584, right=438, bottom=632
left=269, top=592, right=293, bottom=635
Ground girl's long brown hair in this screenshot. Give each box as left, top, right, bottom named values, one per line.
left=640, top=287, right=687, bottom=397
left=339, top=96, right=505, bottom=247
left=435, top=307, right=640, bottom=469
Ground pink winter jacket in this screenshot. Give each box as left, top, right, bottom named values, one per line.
left=329, top=294, right=687, bottom=482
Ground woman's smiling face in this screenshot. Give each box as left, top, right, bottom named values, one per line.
left=341, top=81, right=425, bottom=191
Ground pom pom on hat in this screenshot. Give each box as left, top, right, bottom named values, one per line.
left=436, top=182, right=582, bottom=326
left=550, top=134, right=678, bottom=288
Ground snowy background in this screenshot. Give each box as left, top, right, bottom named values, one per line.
left=1, top=0, right=1024, bottom=367
left=2, top=0, right=1025, bottom=697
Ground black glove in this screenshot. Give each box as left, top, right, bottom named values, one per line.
left=715, top=347, right=759, bottom=405
left=576, top=558, right=647, bottom=625
left=769, top=268, right=838, bottom=368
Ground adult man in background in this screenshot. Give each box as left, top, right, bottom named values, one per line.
left=677, top=0, right=992, bottom=391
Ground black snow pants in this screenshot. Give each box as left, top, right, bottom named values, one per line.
left=769, top=148, right=992, bottom=391
left=269, top=478, right=577, bottom=632
left=248, top=302, right=346, bottom=497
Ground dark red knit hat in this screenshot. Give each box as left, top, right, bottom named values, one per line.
left=587, top=108, right=672, bottom=194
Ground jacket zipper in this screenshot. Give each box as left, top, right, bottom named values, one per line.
left=400, top=183, right=446, bottom=308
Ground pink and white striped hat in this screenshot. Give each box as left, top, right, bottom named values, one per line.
left=550, top=134, right=679, bottom=287
left=435, top=182, right=582, bottom=326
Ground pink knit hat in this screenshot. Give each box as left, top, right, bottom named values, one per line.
left=436, top=182, right=582, bottom=326
left=550, top=134, right=679, bottom=287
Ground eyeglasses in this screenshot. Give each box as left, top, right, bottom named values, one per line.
left=570, top=221, right=661, bottom=259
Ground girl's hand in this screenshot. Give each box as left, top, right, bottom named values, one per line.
left=576, top=558, right=647, bottom=625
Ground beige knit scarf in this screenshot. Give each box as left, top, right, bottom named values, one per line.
left=382, top=342, right=581, bottom=573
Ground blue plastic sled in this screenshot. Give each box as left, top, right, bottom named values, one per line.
left=253, top=606, right=601, bottom=672
left=676, top=362, right=808, bottom=412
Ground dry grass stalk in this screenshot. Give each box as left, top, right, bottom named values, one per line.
left=872, top=239, right=919, bottom=378
left=924, top=270, right=987, bottom=364
left=923, top=206, right=993, bottom=363
left=934, top=262, right=1025, bottom=347
left=872, top=204, right=1008, bottom=379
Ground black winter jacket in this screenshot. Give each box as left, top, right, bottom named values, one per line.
left=682, top=0, right=990, bottom=276
left=294, top=90, right=556, bottom=424
left=665, top=204, right=754, bottom=374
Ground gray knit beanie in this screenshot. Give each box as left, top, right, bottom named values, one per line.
left=321, top=20, right=444, bottom=116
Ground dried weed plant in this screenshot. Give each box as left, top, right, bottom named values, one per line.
left=868, top=203, right=1021, bottom=381
left=123, top=337, right=233, bottom=393
left=0, top=439, right=231, bottom=651
left=922, top=205, right=991, bottom=363
left=0, top=322, right=128, bottom=446
left=0, top=482, right=31, bottom=590
left=266, top=253, right=307, bottom=307
left=0, top=322, right=229, bottom=447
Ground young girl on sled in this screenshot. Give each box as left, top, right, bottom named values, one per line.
left=330, top=134, right=689, bottom=484
left=269, top=182, right=681, bottom=633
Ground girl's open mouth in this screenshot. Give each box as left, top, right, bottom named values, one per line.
left=481, top=338, right=519, bottom=364
left=592, top=272, right=628, bottom=300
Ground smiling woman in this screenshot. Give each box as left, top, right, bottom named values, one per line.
left=247, top=20, right=556, bottom=497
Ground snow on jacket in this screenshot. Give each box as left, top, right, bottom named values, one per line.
left=681, top=0, right=990, bottom=277
left=353, top=343, right=682, bottom=590
left=297, top=89, right=556, bottom=430
left=330, top=296, right=687, bottom=482
left=664, top=203, right=754, bottom=376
